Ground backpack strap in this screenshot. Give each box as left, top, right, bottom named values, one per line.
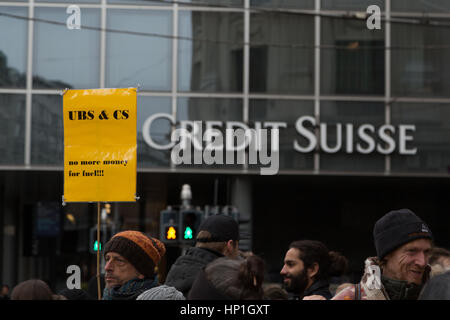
left=354, top=283, right=362, bottom=300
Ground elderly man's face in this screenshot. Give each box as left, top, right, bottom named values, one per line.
left=104, top=252, right=144, bottom=288
left=383, top=238, right=432, bottom=285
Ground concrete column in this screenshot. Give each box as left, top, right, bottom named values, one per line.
left=230, top=176, right=252, bottom=252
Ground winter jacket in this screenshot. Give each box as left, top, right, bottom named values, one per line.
left=288, top=279, right=332, bottom=300
left=332, top=257, right=431, bottom=300
left=304, top=279, right=333, bottom=299
left=164, top=247, right=224, bottom=296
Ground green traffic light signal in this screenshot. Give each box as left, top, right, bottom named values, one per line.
left=184, top=226, right=193, bottom=240
left=93, top=240, right=102, bottom=251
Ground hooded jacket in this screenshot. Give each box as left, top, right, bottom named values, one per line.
left=332, top=257, right=431, bottom=300
left=164, top=247, right=223, bottom=296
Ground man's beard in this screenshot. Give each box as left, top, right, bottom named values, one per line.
left=283, top=269, right=309, bottom=296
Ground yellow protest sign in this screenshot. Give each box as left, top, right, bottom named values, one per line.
left=63, top=88, right=137, bottom=202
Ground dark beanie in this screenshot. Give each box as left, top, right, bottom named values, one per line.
left=104, top=231, right=166, bottom=278
left=373, top=209, right=433, bottom=259
left=196, top=214, right=239, bottom=243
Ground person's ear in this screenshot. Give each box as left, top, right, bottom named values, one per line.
left=223, top=240, right=236, bottom=256
left=307, top=262, right=319, bottom=279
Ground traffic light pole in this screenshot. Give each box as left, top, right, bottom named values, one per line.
left=96, top=202, right=101, bottom=300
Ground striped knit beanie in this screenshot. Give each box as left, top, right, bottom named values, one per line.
left=104, top=231, right=166, bottom=278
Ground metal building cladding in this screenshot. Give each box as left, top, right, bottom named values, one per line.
left=1, top=0, right=450, bottom=291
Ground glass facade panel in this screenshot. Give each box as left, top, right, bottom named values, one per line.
left=178, top=11, right=243, bottom=93
left=321, top=0, right=384, bottom=10
left=33, top=8, right=100, bottom=89
left=392, top=0, right=450, bottom=12
left=391, top=21, right=450, bottom=98
left=391, top=103, right=450, bottom=173
left=0, top=94, right=25, bottom=165
left=108, top=0, right=169, bottom=4
left=249, top=99, right=314, bottom=171
left=321, top=17, right=384, bottom=95
left=106, top=9, right=172, bottom=91
left=176, top=98, right=243, bottom=169
left=36, top=0, right=99, bottom=3
left=251, top=0, right=313, bottom=9
left=250, top=13, right=314, bottom=94
left=31, top=95, right=63, bottom=165
left=137, top=96, right=172, bottom=168
left=320, top=101, right=385, bottom=172
left=0, top=6, right=27, bottom=88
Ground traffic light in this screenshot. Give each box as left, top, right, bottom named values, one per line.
left=89, top=225, right=111, bottom=254
left=159, top=209, right=179, bottom=244
left=179, top=209, right=204, bottom=244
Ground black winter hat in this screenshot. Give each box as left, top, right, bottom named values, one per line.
left=373, top=208, right=433, bottom=259
left=196, top=214, right=239, bottom=243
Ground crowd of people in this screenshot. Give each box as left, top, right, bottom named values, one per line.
left=1, top=208, right=450, bottom=301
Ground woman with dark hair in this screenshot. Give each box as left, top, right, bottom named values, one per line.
left=188, top=255, right=265, bottom=300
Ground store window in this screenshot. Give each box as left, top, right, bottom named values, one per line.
left=178, top=11, right=243, bottom=93
left=33, top=8, right=100, bottom=89
left=0, top=94, right=25, bottom=165
left=0, top=6, right=27, bottom=88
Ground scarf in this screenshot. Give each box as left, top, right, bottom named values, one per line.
left=103, top=277, right=158, bottom=300
left=382, top=275, right=423, bottom=300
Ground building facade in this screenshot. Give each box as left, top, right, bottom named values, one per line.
left=1, top=0, right=450, bottom=291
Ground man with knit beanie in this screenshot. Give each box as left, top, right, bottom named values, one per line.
left=102, top=230, right=166, bottom=300
left=333, top=208, right=433, bottom=300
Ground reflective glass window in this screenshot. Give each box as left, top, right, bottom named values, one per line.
left=33, top=8, right=100, bottom=89
left=31, top=95, right=63, bottom=165
left=178, top=11, right=243, bottom=93
left=108, top=0, right=169, bottom=5
left=392, top=0, right=450, bottom=12
left=320, top=101, right=385, bottom=172
left=0, top=7, right=27, bottom=88
left=106, top=9, right=172, bottom=91
left=249, top=99, right=314, bottom=171
left=176, top=98, right=243, bottom=170
left=137, top=96, right=172, bottom=168
left=250, top=12, right=314, bottom=94
left=251, top=0, right=313, bottom=9
left=36, top=0, right=98, bottom=3
left=321, top=0, right=384, bottom=10
left=391, top=103, right=450, bottom=174
left=0, top=94, right=25, bottom=165
left=391, top=21, right=450, bottom=98
left=321, top=17, right=384, bottom=95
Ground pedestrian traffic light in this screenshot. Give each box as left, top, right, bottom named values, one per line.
left=159, top=209, right=179, bottom=244
left=89, top=225, right=112, bottom=254
left=179, top=209, right=203, bottom=244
